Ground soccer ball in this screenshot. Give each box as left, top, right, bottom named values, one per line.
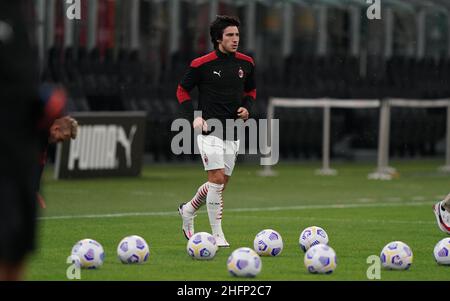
left=433, top=238, right=450, bottom=265
left=186, top=232, right=218, bottom=260
left=304, top=243, right=337, bottom=274
left=299, top=226, right=329, bottom=252
left=380, top=241, right=413, bottom=270
left=117, top=235, right=150, bottom=264
left=253, top=229, right=283, bottom=256
left=71, top=239, right=105, bottom=269
left=227, top=247, right=262, bottom=277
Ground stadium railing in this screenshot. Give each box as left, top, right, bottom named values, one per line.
left=369, top=98, right=450, bottom=180
left=260, top=97, right=450, bottom=180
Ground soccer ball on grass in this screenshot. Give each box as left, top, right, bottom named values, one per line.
left=186, top=232, right=218, bottom=260
left=71, top=238, right=105, bottom=269
left=227, top=247, right=262, bottom=277
left=433, top=238, right=450, bottom=265
left=380, top=241, right=413, bottom=270
left=299, top=226, right=329, bottom=252
left=117, top=235, right=150, bottom=264
left=304, top=243, right=337, bottom=274
left=253, top=229, right=283, bottom=256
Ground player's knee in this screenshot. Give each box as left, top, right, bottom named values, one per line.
left=208, top=171, right=226, bottom=184
left=211, top=176, right=225, bottom=184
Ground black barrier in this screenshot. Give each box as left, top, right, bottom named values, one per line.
left=55, top=111, right=146, bottom=179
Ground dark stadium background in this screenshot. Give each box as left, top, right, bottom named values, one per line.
left=36, top=0, right=450, bottom=163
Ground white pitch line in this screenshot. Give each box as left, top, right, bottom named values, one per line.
left=385, top=197, right=403, bottom=202
left=40, top=211, right=177, bottom=220
left=130, top=191, right=176, bottom=197
left=39, top=201, right=434, bottom=221
left=357, top=198, right=374, bottom=203
left=229, top=215, right=435, bottom=225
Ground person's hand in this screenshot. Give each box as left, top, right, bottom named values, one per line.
left=49, top=116, right=78, bottom=143
left=193, top=116, right=208, bottom=132
left=237, top=107, right=249, bottom=120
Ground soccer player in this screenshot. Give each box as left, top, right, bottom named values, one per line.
left=433, top=193, right=450, bottom=234
left=176, top=15, right=256, bottom=247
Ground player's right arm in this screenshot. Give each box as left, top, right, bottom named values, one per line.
left=176, top=64, right=206, bottom=131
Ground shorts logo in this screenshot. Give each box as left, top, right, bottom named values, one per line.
left=238, top=67, right=244, bottom=78
left=203, top=154, right=209, bottom=165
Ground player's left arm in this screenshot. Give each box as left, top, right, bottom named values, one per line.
left=238, top=62, right=256, bottom=120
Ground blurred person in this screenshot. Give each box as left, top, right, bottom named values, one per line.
left=0, top=0, right=42, bottom=280
left=176, top=15, right=256, bottom=247
left=0, top=0, right=76, bottom=280
left=433, top=193, right=450, bottom=234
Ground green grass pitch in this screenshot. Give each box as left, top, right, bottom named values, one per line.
left=27, top=159, right=450, bottom=280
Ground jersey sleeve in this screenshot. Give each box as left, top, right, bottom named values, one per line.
left=242, top=63, right=256, bottom=113
left=176, top=65, right=199, bottom=122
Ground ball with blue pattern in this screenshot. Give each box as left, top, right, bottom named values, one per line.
left=433, top=238, right=450, bottom=265
left=380, top=241, right=413, bottom=270
left=253, top=229, right=283, bottom=256
left=227, top=247, right=262, bottom=277
left=299, top=226, right=329, bottom=252
left=117, top=235, right=150, bottom=264
left=71, top=238, right=105, bottom=269
left=186, top=232, right=218, bottom=260
left=304, top=243, right=337, bottom=274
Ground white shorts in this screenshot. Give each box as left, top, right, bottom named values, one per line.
left=197, top=135, right=240, bottom=176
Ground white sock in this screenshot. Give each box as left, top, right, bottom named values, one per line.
left=206, top=182, right=224, bottom=237
left=184, top=182, right=209, bottom=215
left=442, top=193, right=450, bottom=211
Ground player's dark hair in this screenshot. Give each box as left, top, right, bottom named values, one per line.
left=209, top=15, right=240, bottom=49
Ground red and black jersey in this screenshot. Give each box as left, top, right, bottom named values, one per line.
left=176, top=50, right=256, bottom=133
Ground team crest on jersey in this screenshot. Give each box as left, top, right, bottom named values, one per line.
left=238, top=67, right=244, bottom=78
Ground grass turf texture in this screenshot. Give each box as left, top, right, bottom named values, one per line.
left=27, top=159, right=450, bottom=280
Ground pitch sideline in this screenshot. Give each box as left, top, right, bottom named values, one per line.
left=39, top=200, right=435, bottom=221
